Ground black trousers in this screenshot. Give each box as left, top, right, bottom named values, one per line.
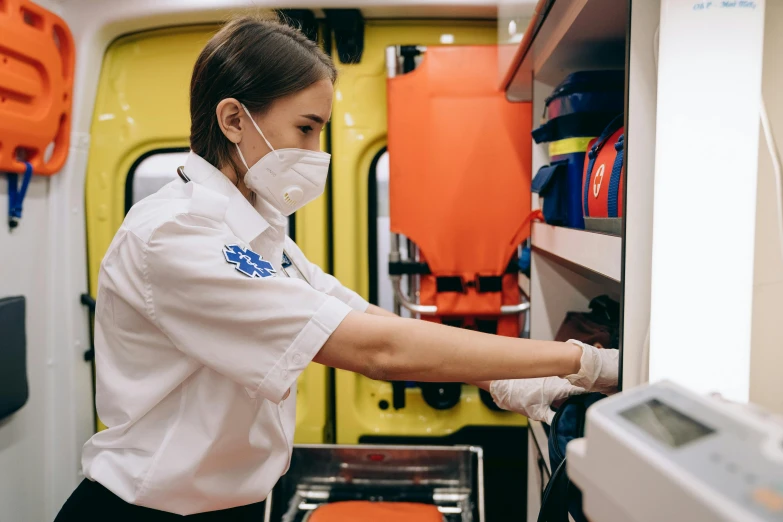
left=54, top=479, right=265, bottom=521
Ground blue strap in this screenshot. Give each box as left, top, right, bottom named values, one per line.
left=583, top=151, right=597, bottom=218
left=8, top=162, right=33, bottom=229
left=583, top=114, right=624, bottom=218
left=607, top=135, right=624, bottom=218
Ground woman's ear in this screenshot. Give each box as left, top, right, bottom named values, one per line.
left=216, top=98, right=244, bottom=144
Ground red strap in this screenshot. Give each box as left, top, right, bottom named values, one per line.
left=509, top=209, right=545, bottom=247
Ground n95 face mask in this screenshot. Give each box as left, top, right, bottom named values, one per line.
left=235, top=103, right=331, bottom=216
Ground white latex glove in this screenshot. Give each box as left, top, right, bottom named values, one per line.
left=564, top=339, right=619, bottom=394
left=490, top=377, right=586, bottom=423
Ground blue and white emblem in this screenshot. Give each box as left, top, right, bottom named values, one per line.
left=223, top=244, right=276, bottom=278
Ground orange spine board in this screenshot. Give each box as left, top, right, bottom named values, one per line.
left=0, top=0, right=75, bottom=175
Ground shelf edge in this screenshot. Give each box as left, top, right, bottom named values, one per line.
left=500, top=0, right=554, bottom=95
left=531, top=223, right=622, bottom=282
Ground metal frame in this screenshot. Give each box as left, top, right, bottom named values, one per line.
left=263, top=444, right=486, bottom=522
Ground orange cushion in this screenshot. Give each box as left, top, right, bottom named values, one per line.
left=308, top=501, right=442, bottom=522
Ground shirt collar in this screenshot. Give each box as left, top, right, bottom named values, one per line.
left=183, top=152, right=270, bottom=244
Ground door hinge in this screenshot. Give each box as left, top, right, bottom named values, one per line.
left=80, top=293, right=96, bottom=361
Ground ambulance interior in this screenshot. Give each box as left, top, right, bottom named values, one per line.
left=1, top=0, right=783, bottom=521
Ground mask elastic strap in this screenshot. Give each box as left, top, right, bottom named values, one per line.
left=240, top=102, right=279, bottom=158
left=235, top=144, right=250, bottom=171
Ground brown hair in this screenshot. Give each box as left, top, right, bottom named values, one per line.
left=189, top=15, right=336, bottom=173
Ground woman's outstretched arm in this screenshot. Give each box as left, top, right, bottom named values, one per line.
left=313, top=311, right=582, bottom=383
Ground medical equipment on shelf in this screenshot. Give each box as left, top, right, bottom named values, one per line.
left=581, top=115, right=624, bottom=235
left=548, top=137, right=595, bottom=229
left=530, top=71, right=624, bottom=231
left=531, top=71, right=625, bottom=145
left=568, top=380, right=783, bottom=522
left=263, top=445, right=485, bottom=522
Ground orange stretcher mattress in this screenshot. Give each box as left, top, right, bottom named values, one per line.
left=387, top=45, right=532, bottom=329
left=308, top=501, right=443, bottom=522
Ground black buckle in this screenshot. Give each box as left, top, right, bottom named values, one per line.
left=435, top=275, right=504, bottom=293
left=476, top=276, right=503, bottom=293
left=436, top=276, right=464, bottom=293
left=388, top=260, right=431, bottom=276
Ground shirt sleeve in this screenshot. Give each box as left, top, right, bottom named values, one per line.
left=284, top=238, right=370, bottom=312
left=144, top=215, right=353, bottom=404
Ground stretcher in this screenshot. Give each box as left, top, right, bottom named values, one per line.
left=330, top=41, right=531, bottom=521
left=385, top=44, right=532, bottom=411
left=264, top=445, right=484, bottom=522
left=374, top=44, right=533, bottom=521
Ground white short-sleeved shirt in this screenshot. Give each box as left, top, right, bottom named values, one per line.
left=81, top=152, right=368, bottom=515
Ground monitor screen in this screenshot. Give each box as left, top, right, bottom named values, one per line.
left=620, top=398, right=715, bottom=448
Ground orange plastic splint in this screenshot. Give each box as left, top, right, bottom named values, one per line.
left=387, top=46, right=532, bottom=335
left=308, top=501, right=443, bottom=522
left=0, top=0, right=75, bottom=175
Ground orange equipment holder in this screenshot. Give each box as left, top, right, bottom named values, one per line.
left=387, top=45, right=532, bottom=338
left=308, top=501, right=443, bottom=522
left=0, top=0, right=75, bottom=175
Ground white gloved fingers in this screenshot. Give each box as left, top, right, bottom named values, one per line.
left=490, top=377, right=586, bottom=423
left=489, top=378, right=544, bottom=419
left=564, top=340, right=619, bottom=394
left=545, top=375, right=587, bottom=402
left=490, top=378, right=551, bottom=422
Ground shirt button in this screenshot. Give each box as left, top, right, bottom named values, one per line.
left=281, top=369, right=289, bottom=379
left=292, top=353, right=303, bottom=365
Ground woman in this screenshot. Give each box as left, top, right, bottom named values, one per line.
left=55, top=16, right=617, bottom=521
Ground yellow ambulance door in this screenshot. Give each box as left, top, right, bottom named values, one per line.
left=84, top=23, right=332, bottom=443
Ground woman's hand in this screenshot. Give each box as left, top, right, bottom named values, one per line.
left=480, top=341, right=618, bottom=422
left=488, top=377, right=586, bottom=423
left=563, top=340, right=619, bottom=394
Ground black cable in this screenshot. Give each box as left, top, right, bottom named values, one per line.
left=537, top=458, right=568, bottom=522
